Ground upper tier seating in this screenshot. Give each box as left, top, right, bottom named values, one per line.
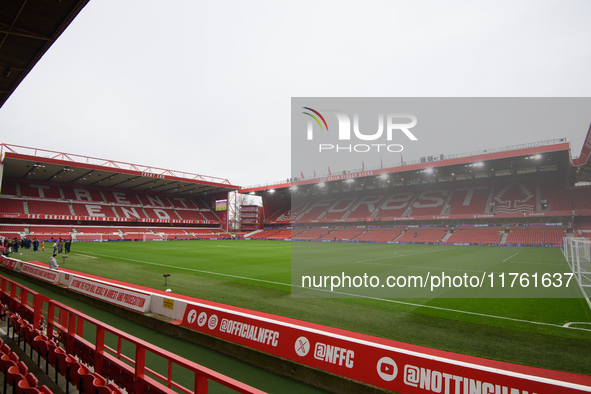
left=1, top=181, right=221, bottom=225
left=447, top=187, right=490, bottom=215
left=492, top=183, right=536, bottom=213
left=569, top=186, right=591, bottom=210
left=267, top=178, right=580, bottom=225
left=28, top=201, right=72, bottom=215
left=20, top=183, right=62, bottom=199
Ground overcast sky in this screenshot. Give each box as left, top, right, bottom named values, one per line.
left=1, top=0, right=591, bottom=187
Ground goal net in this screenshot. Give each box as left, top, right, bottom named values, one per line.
left=563, top=237, right=591, bottom=308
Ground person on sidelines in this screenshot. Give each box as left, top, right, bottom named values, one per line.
left=48, top=254, right=59, bottom=270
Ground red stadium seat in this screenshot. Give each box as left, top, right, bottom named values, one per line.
left=55, top=352, right=79, bottom=394
left=6, top=361, right=28, bottom=390
left=32, top=333, right=49, bottom=367
left=16, top=372, right=40, bottom=394
left=72, top=362, right=91, bottom=390
left=38, top=386, right=53, bottom=394
left=84, top=372, right=107, bottom=393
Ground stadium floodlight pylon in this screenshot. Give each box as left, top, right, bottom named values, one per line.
left=563, top=237, right=591, bottom=309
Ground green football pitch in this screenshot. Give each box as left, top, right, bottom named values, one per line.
left=15, top=240, right=591, bottom=375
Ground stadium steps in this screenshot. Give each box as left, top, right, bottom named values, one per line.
left=441, top=191, right=454, bottom=215
left=67, top=200, right=75, bottom=216
left=340, top=205, right=355, bottom=220
left=500, top=231, right=509, bottom=244
left=0, top=324, right=68, bottom=393
left=484, top=186, right=495, bottom=214
left=392, top=230, right=406, bottom=241
left=369, top=206, right=380, bottom=218
left=267, top=202, right=291, bottom=222
left=110, top=203, right=120, bottom=218
left=23, top=197, right=29, bottom=214
left=402, top=193, right=419, bottom=217
left=402, top=205, right=413, bottom=217
left=535, top=181, right=542, bottom=211
left=440, top=231, right=453, bottom=242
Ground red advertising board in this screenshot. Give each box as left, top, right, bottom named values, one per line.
left=181, top=302, right=591, bottom=393
left=0, top=256, right=19, bottom=270
left=67, top=276, right=151, bottom=313
left=20, top=262, right=59, bottom=284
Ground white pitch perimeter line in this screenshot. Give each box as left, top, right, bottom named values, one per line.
left=502, top=252, right=519, bottom=262
left=77, top=251, right=591, bottom=333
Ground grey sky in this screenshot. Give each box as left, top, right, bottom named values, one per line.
left=1, top=0, right=590, bottom=187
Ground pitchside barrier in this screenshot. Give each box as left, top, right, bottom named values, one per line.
left=2, top=255, right=591, bottom=393
left=0, top=275, right=265, bottom=394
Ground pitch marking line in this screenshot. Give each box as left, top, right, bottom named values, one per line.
left=77, top=251, right=591, bottom=333
left=564, top=322, right=591, bottom=328
left=502, top=252, right=519, bottom=262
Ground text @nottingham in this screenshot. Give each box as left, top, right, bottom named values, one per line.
left=300, top=272, right=575, bottom=293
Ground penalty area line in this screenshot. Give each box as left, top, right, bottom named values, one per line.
left=77, top=251, right=591, bottom=333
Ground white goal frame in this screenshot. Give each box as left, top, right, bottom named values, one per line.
left=562, top=237, right=591, bottom=309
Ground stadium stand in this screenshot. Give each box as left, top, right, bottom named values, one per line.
left=28, top=201, right=72, bottom=216
left=112, top=205, right=148, bottom=220
left=20, top=183, right=62, bottom=200
left=0, top=225, right=26, bottom=238
left=539, top=180, right=572, bottom=211
left=0, top=198, right=26, bottom=214
left=71, top=202, right=117, bottom=219
left=569, top=186, right=591, bottom=210
left=446, top=186, right=490, bottom=215
left=446, top=227, right=504, bottom=244
left=292, top=229, right=330, bottom=240
left=143, top=207, right=181, bottom=221
left=396, top=228, right=449, bottom=243
left=353, top=228, right=404, bottom=242
left=262, top=177, right=582, bottom=228
left=492, top=182, right=536, bottom=213
left=505, top=227, right=567, bottom=245
left=62, top=186, right=105, bottom=203
left=318, top=228, right=365, bottom=241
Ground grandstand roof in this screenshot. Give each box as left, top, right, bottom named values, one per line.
left=0, top=144, right=240, bottom=197
left=240, top=140, right=575, bottom=196
left=0, top=0, right=90, bottom=108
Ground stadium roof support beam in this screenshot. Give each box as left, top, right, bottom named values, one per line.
left=0, top=0, right=91, bottom=108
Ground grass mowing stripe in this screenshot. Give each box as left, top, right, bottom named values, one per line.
left=76, top=250, right=591, bottom=333
left=78, top=250, right=291, bottom=287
